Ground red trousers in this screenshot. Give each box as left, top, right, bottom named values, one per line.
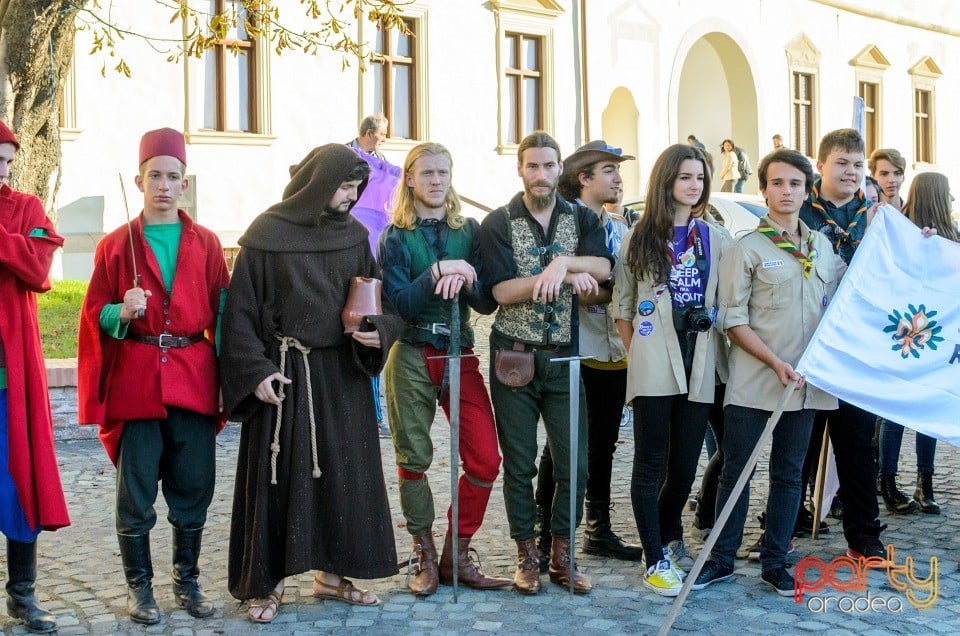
left=383, top=342, right=502, bottom=537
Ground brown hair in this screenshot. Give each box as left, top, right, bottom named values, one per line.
left=817, top=128, right=864, bottom=163
left=625, top=144, right=711, bottom=283
left=867, top=148, right=906, bottom=174
left=517, top=131, right=561, bottom=165
left=903, top=172, right=959, bottom=243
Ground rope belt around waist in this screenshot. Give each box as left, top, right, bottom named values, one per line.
left=128, top=333, right=205, bottom=348
left=271, top=334, right=322, bottom=485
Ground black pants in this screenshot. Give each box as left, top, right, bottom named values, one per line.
left=825, top=401, right=881, bottom=544
left=582, top=366, right=627, bottom=502
left=535, top=366, right=627, bottom=513
left=116, top=407, right=217, bottom=535
left=693, top=385, right=725, bottom=529
left=631, top=394, right=710, bottom=568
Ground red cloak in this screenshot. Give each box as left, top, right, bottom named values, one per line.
left=0, top=184, right=70, bottom=531
left=77, top=210, right=229, bottom=465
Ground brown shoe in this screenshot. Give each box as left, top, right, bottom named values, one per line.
left=438, top=531, right=512, bottom=590
left=408, top=534, right=439, bottom=596
left=513, top=538, right=541, bottom=595
left=548, top=537, right=592, bottom=594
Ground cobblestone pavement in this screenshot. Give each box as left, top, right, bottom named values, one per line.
left=9, top=318, right=959, bottom=635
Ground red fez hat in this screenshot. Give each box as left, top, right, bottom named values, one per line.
left=139, top=127, right=186, bottom=166
left=0, top=121, right=20, bottom=150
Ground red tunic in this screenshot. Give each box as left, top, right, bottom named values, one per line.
left=78, top=210, right=229, bottom=465
left=0, top=184, right=70, bottom=531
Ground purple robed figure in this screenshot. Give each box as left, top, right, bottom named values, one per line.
left=349, top=148, right=401, bottom=257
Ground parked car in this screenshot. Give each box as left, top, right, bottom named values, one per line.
left=621, top=192, right=766, bottom=237
left=704, top=192, right=766, bottom=237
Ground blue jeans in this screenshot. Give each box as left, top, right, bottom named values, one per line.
left=878, top=419, right=936, bottom=477
left=734, top=178, right=747, bottom=193
left=711, top=406, right=814, bottom=573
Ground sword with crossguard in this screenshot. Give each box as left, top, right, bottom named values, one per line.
left=427, top=291, right=476, bottom=603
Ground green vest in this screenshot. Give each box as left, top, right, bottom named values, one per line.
left=493, top=206, right=580, bottom=345
left=399, top=222, right=474, bottom=347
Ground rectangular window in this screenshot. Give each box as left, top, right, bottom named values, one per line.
left=914, top=88, right=934, bottom=163
left=858, top=81, right=879, bottom=156
left=505, top=32, right=543, bottom=144
left=372, top=18, right=417, bottom=139
left=202, top=0, right=257, bottom=133
left=792, top=72, right=814, bottom=157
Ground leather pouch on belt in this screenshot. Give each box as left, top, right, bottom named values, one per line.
left=494, top=341, right=535, bottom=387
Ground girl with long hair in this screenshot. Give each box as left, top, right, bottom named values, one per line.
left=878, top=172, right=957, bottom=516
left=611, top=144, right=731, bottom=596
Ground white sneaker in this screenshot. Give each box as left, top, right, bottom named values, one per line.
left=643, top=559, right=683, bottom=597
left=666, top=539, right=694, bottom=573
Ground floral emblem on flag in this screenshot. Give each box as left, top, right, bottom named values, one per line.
left=884, top=304, right=944, bottom=359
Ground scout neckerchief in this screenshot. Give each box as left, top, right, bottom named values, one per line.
left=673, top=216, right=708, bottom=277
left=809, top=181, right=869, bottom=251
left=636, top=217, right=706, bottom=316
left=757, top=218, right=817, bottom=278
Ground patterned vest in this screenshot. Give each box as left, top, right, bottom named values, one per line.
left=493, top=204, right=581, bottom=345
left=398, top=221, right=474, bottom=347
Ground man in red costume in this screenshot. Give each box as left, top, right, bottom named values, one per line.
left=0, top=121, right=70, bottom=633
left=78, top=128, right=229, bottom=625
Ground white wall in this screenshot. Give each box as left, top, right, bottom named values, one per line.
left=55, top=0, right=960, bottom=279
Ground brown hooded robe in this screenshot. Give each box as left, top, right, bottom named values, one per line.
left=221, top=144, right=403, bottom=600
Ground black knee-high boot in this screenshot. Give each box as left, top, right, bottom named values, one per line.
left=118, top=533, right=160, bottom=625
left=6, top=539, right=57, bottom=633
left=172, top=527, right=214, bottom=618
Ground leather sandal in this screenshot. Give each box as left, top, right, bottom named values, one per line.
left=313, top=575, right=380, bottom=606
left=247, top=589, right=282, bottom=623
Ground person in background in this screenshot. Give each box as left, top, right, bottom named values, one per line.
left=348, top=114, right=388, bottom=160
left=864, top=175, right=881, bottom=205
left=868, top=148, right=906, bottom=211
left=687, top=135, right=706, bottom=151
left=719, top=139, right=740, bottom=193
left=877, top=172, right=956, bottom=517
left=772, top=134, right=785, bottom=150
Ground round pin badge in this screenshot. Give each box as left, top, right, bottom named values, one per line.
left=637, top=321, right=654, bottom=337
left=822, top=295, right=828, bottom=307
left=638, top=300, right=655, bottom=316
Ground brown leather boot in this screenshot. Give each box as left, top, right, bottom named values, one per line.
left=513, top=538, right=541, bottom=595
left=548, top=537, right=592, bottom=594
left=438, top=531, right=512, bottom=590
left=408, top=534, right=439, bottom=596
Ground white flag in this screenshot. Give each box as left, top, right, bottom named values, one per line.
left=796, top=205, right=960, bottom=446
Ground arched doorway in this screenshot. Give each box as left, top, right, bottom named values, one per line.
left=676, top=32, right=759, bottom=192
left=601, top=87, right=641, bottom=201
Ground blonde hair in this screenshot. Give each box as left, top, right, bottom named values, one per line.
left=389, top=142, right=465, bottom=231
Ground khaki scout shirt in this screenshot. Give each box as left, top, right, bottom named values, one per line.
left=717, top=216, right=847, bottom=412
left=612, top=221, right=731, bottom=405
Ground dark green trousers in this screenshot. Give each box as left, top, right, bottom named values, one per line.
left=488, top=331, right=588, bottom=539
left=115, top=407, right=216, bottom=535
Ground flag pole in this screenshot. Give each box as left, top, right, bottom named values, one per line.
left=810, top=423, right=831, bottom=540
left=658, top=380, right=797, bottom=636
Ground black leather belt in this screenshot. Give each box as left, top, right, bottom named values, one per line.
left=129, top=333, right=205, bottom=348
left=535, top=344, right=559, bottom=351
left=412, top=322, right=451, bottom=336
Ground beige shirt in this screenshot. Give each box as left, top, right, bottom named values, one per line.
left=717, top=216, right=847, bottom=412
left=612, top=222, right=732, bottom=404
left=579, top=211, right=628, bottom=366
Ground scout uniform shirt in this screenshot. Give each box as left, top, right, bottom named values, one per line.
left=717, top=215, right=847, bottom=412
